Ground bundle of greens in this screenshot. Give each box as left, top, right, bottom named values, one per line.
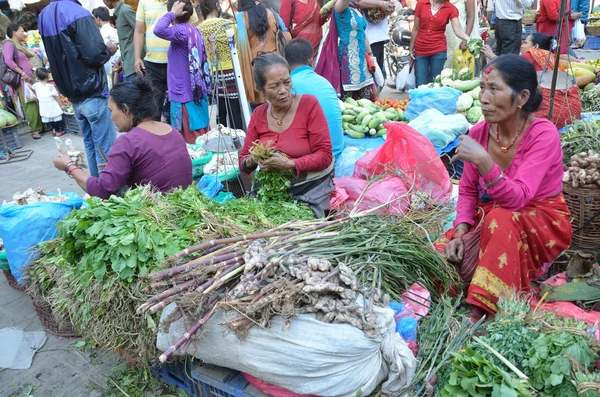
left=561, top=120, right=600, bottom=163
left=249, top=141, right=293, bottom=201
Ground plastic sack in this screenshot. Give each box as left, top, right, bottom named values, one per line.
left=453, top=49, right=475, bottom=74
left=395, top=64, right=415, bottom=91
left=329, top=187, right=351, bottom=210
left=334, top=176, right=410, bottom=214
left=405, top=87, right=462, bottom=121
left=197, top=174, right=223, bottom=198
left=158, top=300, right=417, bottom=396
left=0, top=192, right=83, bottom=284
left=408, top=109, right=469, bottom=149
left=353, top=147, right=380, bottom=180
left=573, top=20, right=586, bottom=47
left=243, top=373, right=318, bottom=397
left=358, top=123, right=452, bottom=202
left=215, top=191, right=235, bottom=204
left=23, top=83, right=37, bottom=103
left=372, top=59, right=385, bottom=88
left=335, top=146, right=369, bottom=178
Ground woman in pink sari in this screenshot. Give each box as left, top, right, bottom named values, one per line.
left=280, top=0, right=323, bottom=56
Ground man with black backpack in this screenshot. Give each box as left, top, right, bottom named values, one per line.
left=39, top=0, right=118, bottom=177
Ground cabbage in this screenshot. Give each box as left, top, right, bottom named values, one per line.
left=469, top=86, right=481, bottom=99
left=466, top=106, right=482, bottom=123
left=441, top=77, right=454, bottom=87
left=456, top=93, right=474, bottom=112
left=473, top=99, right=481, bottom=107
left=458, top=68, right=473, bottom=81
left=440, top=68, right=458, bottom=80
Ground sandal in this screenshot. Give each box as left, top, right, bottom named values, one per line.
left=32, top=132, right=42, bottom=139
left=53, top=130, right=66, bottom=137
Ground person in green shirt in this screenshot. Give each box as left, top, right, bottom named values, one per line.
left=103, top=0, right=141, bottom=82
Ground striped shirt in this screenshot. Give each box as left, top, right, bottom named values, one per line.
left=136, top=0, right=199, bottom=63
left=495, top=0, right=535, bottom=20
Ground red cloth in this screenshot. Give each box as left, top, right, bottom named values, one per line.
left=434, top=196, right=572, bottom=313
left=521, top=52, right=543, bottom=71
left=536, top=0, right=574, bottom=54
left=534, top=86, right=582, bottom=130
left=239, top=95, right=333, bottom=176
left=280, top=0, right=323, bottom=56
left=455, top=119, right=564, bottom=227
left=414, top=0, right=459, bottom=56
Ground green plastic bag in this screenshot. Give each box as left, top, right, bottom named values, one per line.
left=217, top=168, right=240, bottom=182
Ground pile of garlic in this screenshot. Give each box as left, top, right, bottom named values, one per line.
left=563, top=150, right=600, bottom=188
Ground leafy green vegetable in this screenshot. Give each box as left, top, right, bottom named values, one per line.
left=468, top=38, right=484, bottom=56
left=458, top=68, right=474, bottom=81
left=253, top=169, right=293, bottom=201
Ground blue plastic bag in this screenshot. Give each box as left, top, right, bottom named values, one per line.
left=334, top=146, right=369, bottom=178
left=408, top=109, right=469, bottom=149
left=198, top=174, right=223, bottom=198
left=405, top=87, right=462, bottom=121
left=396, top=317, right=418, bottom=341
left=0, top=192, right=83, bottom=284
left=215, top=191, right=235, bottom=204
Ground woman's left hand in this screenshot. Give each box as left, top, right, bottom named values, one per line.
left=450, top=135, right=490, bottom=167
left=258, top=153, right=295, bottom=172
left=459, top=40, right=468, bottom=51
left=171, top=1, right=189, bottom=17
left=53, top=153, right=72, bottom=171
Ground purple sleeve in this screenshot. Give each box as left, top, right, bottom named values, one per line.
left=153, top=12, right=187, bottom=44
left=482, top=123, right=563, bottom=211
left=86, top=136, right=133, bottom=199
left=2, top=42, right=17, bottom=70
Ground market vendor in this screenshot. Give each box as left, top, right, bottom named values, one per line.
left=238, top=52, right=334, bottom=217
left=435, top=55, right=572, bottom=316
left=52, top=78, right=193, bottom=199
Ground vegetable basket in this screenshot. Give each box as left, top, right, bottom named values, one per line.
left=563, top=183, right=600, bottom=249
left=522, top=13, right=537, bottom=25
left=585, top=24, right=600, bottom=37
left=3, top=269, right=27, bottom=291
left=30, top=296, right=79, bottom=338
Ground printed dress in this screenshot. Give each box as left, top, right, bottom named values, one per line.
left=334, top=6, right=374, bottom=93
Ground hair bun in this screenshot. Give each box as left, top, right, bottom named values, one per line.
left=523, top=88, right=543, bottom=113
left=132, top=76, right=154, bottom=94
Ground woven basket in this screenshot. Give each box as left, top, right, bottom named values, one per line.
left=563, top=183, right=600, bottom=249
left=3, top=269, right=27, bottom=292
left=523, top=13, right=537, bottom=25
left=31, top=297, right=79, bottom=338
left=585, top=25, right=600, bottom=37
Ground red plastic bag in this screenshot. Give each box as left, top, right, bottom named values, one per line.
left=355, top=122, right=452, bottom=202
left=243, top=373, right=319, bottom=397
left=334, top=176, right=410, bottom=214
left=353, top=148, right=380, bottom=180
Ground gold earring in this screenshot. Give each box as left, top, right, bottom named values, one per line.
left=518, top=105, right=522, bottom=109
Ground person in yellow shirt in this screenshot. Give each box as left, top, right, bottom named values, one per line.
left=198, top=0, right=242, bottom=129
left=133, top=0, right=199, bottom=120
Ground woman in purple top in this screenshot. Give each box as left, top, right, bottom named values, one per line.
left=154, top=0, right=212, bottom=144
left=52, top=78, right=193, bottom=199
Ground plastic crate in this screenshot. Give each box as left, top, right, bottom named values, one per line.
left=1, top=124, right=22, bottom=150
left=151, top=359, right=198, bottom=397
left=191, top=364, right=269, bottom=397
left=63, top=113, right=81, bottom=134
left=584, top=36, right=600, bottom=50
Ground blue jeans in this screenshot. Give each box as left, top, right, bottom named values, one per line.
left=414, top=52, right=447, bottom=87
left=72, top=97, right=117, bottom=177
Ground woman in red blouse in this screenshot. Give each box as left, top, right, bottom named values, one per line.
left=239, top=52, right=334, bottom=217
left=409, top=0, right=470, bottom=87
left=537, top=0, right=581, bottom=54
left=280, top=0, right=323, bottom=57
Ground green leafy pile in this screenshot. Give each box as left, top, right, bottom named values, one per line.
left=440, top=347, right=532, bottom=397
left=254, top=170, right=293, bottom=201
left=104, top=360, right=190, bottom=397
left=522, top=330, right=596, bottom=397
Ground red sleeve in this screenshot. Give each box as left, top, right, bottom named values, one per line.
left=280, top=0, right=293, bottom=28
left=239, top=108, right=262, bottom=173
left=545, top=0, right=561, bottom=21
left=293, top=97, right=333, bottom=175
left=414, top=1, right=423, bottom=18
left=449, top=4, right=459, bottom=19
left=2, top=42, right=17, bottom=70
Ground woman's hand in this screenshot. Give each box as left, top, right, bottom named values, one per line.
left=21, top=73, right=31, bottom=82
left=459, top=40, right=468, bottom=51
left=53, top=153, right=72, bottom=171
left=481, top=45, right=496, bottom=61
left=570, top=12, right=582, bottom=20
left=379, top=0, right=395, bottom=14
left=258, top=153, right=295, bottom=172
left=450, top=135, right=493, bottom=174
left=445, top=238, right=464, bottom=265
left=171, top=1, right=189, bottom=17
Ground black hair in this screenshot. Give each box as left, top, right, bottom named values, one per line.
left=221, top=11, right=234, bottom=20
left=167, top=0, right=194, bottom=23
left=110, top=77, right=158, bottom=128
left=237, top=0, right=270, bottom=37
left=529, top=33, right=552, bottom=51
left=6, top=24, right=21, bottom=39
left=252, top=52, right=290, bottom=91
left=488, top=54, right=543, bottom=114
left=109, top=15, right=117, bottom=27
left=92, top=7, right=110, bottom=22
left=284, top=38, right=314, bottom=67
left=199, top=0, right=220, bottom=19
left=35, top=67, right=49, bottom=81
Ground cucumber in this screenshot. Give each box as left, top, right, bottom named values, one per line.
left=345, top=130, right=365, bottom=139
left=376, top=128, right=387, bottom=137
left=356, top=110, right=370, bottom=124
left=384, top=109, right=398, bottom=121
left=343, top=109, right=358, bottom=117
left=338, top=100, right=346, bottom=111
left=342, top=122, right=351, bottom=130
left=450, top=79, right=481, bottom=92
left=348, top=123, right=369, bottom=133
left=0, top=114, right=7, bottom=128
left=395, top=109, right=404, bottom=121
left=342, top=115, right=356, bottom=122
left=352, top=106, right=369, bottom=114
left=374, top=112, right=388, bottom=121
left=357, top=99, right=374, bottom=108
left=368, top=117, right=382, bottom=129
left=345, top=97, right=358, bottom=106
left=361, top=114, right=374, bottom=127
